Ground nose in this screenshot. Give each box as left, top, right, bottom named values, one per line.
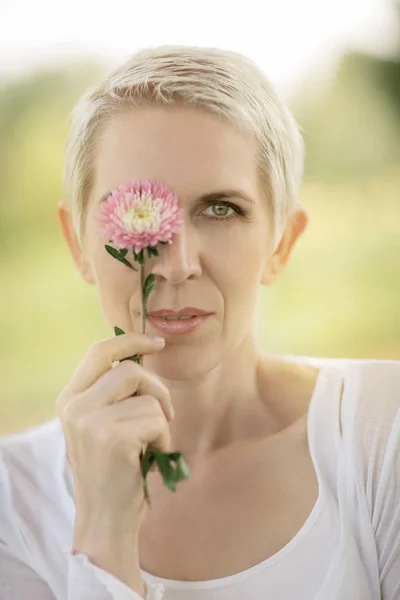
left=150, top=223, right=202, bottom=284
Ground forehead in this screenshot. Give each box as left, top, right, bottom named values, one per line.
left=91, top=105, right=260, bottom=203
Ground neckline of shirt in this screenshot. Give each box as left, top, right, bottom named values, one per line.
left=140, top=359, right=343, bottom=589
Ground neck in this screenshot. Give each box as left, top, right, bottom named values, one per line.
left=143, top=334, right=279, bottom=467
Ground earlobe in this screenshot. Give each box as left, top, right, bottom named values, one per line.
left=79, top=260, right=96, bottom=285
left=57, top=201, right=95, bottom=285
left=260, top=205, right=309, bottom=287
left=260, top=257, right=282, bottom=286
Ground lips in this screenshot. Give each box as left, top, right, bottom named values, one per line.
left=147, top=313, right=211, bottom=335
left=147, top=307, right=212, bottom=318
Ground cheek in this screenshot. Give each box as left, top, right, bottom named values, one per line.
left=206, top=237, right=265, bottom=323
left=207, top=226, right=265, bottom=280
left=92, top=247, right=139, bottom=322
left=93, top=245, right=130, bottom=285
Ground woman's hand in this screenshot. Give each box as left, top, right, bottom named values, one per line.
left=55, top=332, right=173, bottom=592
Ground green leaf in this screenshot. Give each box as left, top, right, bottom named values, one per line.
left=127, top=354, right=142, bottom=364
left=143, top=289, right=155, bottom=319
left=140, top=448, right=153, bottom=509
left=114, top=327, right=141, bottom=364
left=141, top=448, right=191, bottom=495
left=122, top=354, right=142, bottom=364
left=153, top=451, right=176, bottom=490
left=105, top=244, right=122, bottom=260
left=144, top=273, right=156, bottom=290
left=133, top=250, right=145, bottom=266
left=143, top=274, right=156, bottom=319
left=141, top=449, right=157, bottom=481
left=119, top=257, right=135, bottom=270
left=147, top=246, right=159, bottom=258
left=105, top=245, right=135, bottom=270
left=143, top=273, right=156, bottom=302
left=165, top=452, right=182, bottom=461
left=174, top=454, right=191, bottom=481
left=139, top=448, right=191, bottom=507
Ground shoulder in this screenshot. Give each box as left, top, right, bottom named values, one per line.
left=304, top=356, right=400, bottom=541
left=330, top=357, right=400, bottom=595
left=291, top=354, right=400, bottom=476
left=293, top=354, right=400, bottom=416
left=328, top=357, right=400, bottom=523
left=337, top=357, right=400, bottom=441
left=316, top=356, right=400, bottom=452
left=283, top=352, right=400, bottom=426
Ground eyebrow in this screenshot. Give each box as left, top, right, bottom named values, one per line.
left=197, top=190, right=255, bottom=205
left=99, top=189, right=255, bottom=205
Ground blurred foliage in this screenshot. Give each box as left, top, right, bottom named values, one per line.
left=0, top=47, right=399, bottom=435
left=296, top=51, right=400, bottom=180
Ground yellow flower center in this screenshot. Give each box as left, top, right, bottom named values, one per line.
left=134, top=206, right=152, bottom=220
left=120, top=192, right=162, bottom=233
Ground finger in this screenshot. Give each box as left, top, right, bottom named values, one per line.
left=89, top=411, right=171, bottom=460
left=62, top=332, right=165, bottom=396
left=120, top=412, right=172, bottom=457
left=95, top=394, right=166, bottom=422
left=82, top=364, right=174, bottom=421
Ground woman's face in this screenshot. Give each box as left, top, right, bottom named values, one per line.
left=60, top=105, right=308, bottom=379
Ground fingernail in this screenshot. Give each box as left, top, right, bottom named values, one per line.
left=149, top=336, right=165, bottom=343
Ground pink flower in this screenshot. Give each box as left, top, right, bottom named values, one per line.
left=93, top=180, right=184, bottom=254
left=92, top=178, right=190, bottom=507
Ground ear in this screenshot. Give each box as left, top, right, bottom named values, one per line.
left=57, top=201, right=96, bottom=285
left=261, top=204, right=309, bottom=286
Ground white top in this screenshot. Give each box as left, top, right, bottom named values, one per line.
left=1, top=355, right=399, bottom=600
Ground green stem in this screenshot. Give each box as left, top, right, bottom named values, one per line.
left=138, top=263, right=145, bottom=345
left=137, top=261, right=152, bottom=508
left=114, top=249, right=190, bottom=509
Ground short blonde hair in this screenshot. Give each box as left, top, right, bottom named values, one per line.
left=62, top=45, right=305, bottom=252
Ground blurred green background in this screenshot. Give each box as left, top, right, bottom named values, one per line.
left=1, top=43, right=399, bottom=435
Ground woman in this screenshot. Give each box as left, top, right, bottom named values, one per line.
left=0, top=45, right=399, bottom=600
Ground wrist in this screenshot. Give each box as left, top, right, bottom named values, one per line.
left=72, top=537, right=144, bottom=596
left=73, top=517, right=143, bottom=593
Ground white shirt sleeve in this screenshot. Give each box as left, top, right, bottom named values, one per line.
left=355, top=360, right=400, bottom=599
left=66, top=551, right=165, bottom=600
left=0, top=539, right=165, bottom=600
left=371, top=405, right=400, bottom=599
left=0, top=446, right=165, bottom=600
left=0, top=539, right=56, bottom=599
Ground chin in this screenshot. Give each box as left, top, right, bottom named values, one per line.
left=145, top=350, right=213, bottom=381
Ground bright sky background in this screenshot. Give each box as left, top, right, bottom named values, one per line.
left=0, top=0, right=398, bottom=95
